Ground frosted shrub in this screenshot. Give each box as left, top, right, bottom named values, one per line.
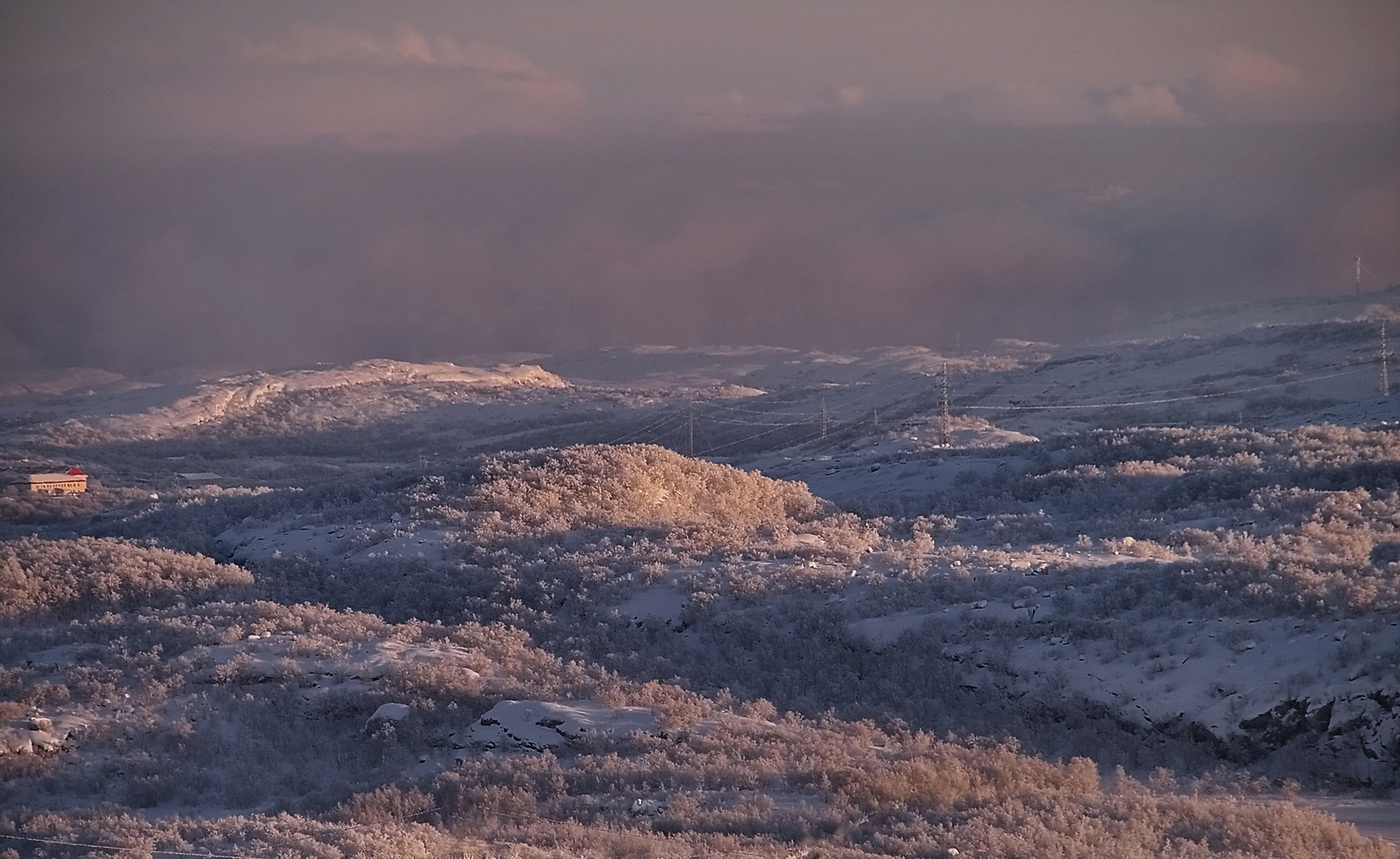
left=0, top=807, right=460, bottom=858
left=465, top=444, right=873, bottom=559
left=1100, top=536, right=1180, bottom=560
left=1111, top=460, right=1187, bottom=478
left=0, top=485, right=145, bottom=525
left=0, top=537, right=252, bottom=618
left=472, top=444, right=824, bottom=532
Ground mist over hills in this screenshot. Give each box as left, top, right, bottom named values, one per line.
left=3, top=121, right=1397, bottom=375
left=2, top=291, right=1399, bottom=857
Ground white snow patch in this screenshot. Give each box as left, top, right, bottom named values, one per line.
left=192, top=636, right=480, bottom=685
left=1003, top=616, right=1400, bottom=745
left=612, top=586, right=688, bottom=624
left=216, top=521, right=457, bottom=565
left=0, top=713, right=89, bottom=756
left=850, top=610, right=937, bottom=649
left=367, top=703, right=412, bottom=727
left=463, top=700, right=659, bottom=751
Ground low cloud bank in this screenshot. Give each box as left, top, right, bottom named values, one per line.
left=1, top=122, right=1396, bottom=373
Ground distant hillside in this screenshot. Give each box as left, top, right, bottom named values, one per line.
left=4, top=360, right=568, bottom=443
left=1105, top=286, right=1400, bottom=343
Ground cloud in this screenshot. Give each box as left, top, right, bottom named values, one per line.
left=1100, top=83, right=1188, bottom=125
left=679, top=84, right=875, bottom=134
left=1207, top=45, right=1304, bottom=102
left=233, top=24, right=429, bottom=66
left=231, top=24, right=582, bottom=106
left=167, top=67, right=583, bottom=149
left=3, top=24, right=586, bottom=150
left=941, top=82, right=1094, bottom=125
left=1178, top=44, right=1337, bottom=122
left=2, top=121, right=1395, bottom=373
left=928, top=45, right=1343, bottom=129
left=680, top=91, right=804, bottom=132
left=944, top=80, right=1190, bottom=128
left=819, top=84, right=869, bottom=110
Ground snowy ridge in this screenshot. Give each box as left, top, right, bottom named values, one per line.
left=14, top=359, right=567, bottom=441
left=1108, top=289, right=1400, bottom=343
left=0, top=367, right=145, bottom=398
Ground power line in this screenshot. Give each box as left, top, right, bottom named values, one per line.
left=956, top=364, right=1369, bottom=412
left=0, top=801, right=465, bottom=859
left=703, top=416, right=809, bottom=427
left=603, top=410, right=686, bottom=446
left=826, top=374, right=921, bottom=412
left=0, top=832, right=244, bottom=857
left=0, top=800, right=783, bottom=859
left=1335, top=255, right=1380, bottom=294
left=683, top=402, right=694, bottom=458
left=701, top=400, right=817, bottom=419
left=596, top=351, right=1376, bottom=459
left=697, top=417, right=820, bottom=456
left=448, top=808, right=778, bottom=859
left=938, top=362, right=952, bottom=448
left=1381, top=321, right=1392, bottom=398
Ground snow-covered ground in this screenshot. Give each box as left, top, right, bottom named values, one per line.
left=4, top=289, right=1400, bottom=854
left=846, top=594, right=1400, bottom=784
left=463, top=700, right=660, bottom=752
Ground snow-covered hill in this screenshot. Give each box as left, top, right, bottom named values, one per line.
left=3, top=289, right=1396, bottom=455
left=0, top=359, right=567, bottom=444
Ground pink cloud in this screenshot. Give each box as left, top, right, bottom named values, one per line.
left=1207, top=45, right=1304, bottom=102
left=820, top=84, right=868, bottom=110
left=233, top=25, right=401, bottom=66
left=942, top=82, right=1095, bottom=125
left=93, top=24, right=588, bottom=148
left=1102, top=83, right=1187, bottom=125
left=681, top=83, right=875, bottom=132
left=232, top=24, right=585, bottom=108
left=680, top=91, right=804, bottom=132
left=1192, top=44, right=1369, bottom=121
left=153, top=68, right=580, bottom=149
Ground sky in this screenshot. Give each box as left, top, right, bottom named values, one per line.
left=1, top=1, right=1398, bottom=374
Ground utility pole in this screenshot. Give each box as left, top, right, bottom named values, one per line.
left=819, top=398, right=829, bottom=439
left=1356, top=256, right=1363, bottom=295
left=1381, top=321, right=1392, bottom=398
left=938, top=362, right=952, bottom=448
left=686, top=400, right=695, bottom=456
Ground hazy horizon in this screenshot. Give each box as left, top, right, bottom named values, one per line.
left=2, top=1, right=1397, bottom=375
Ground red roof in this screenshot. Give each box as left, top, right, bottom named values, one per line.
left=66, top=467, right=86, bottom=476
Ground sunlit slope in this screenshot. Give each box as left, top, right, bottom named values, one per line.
left=3, top=360, right=567, bottom=443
